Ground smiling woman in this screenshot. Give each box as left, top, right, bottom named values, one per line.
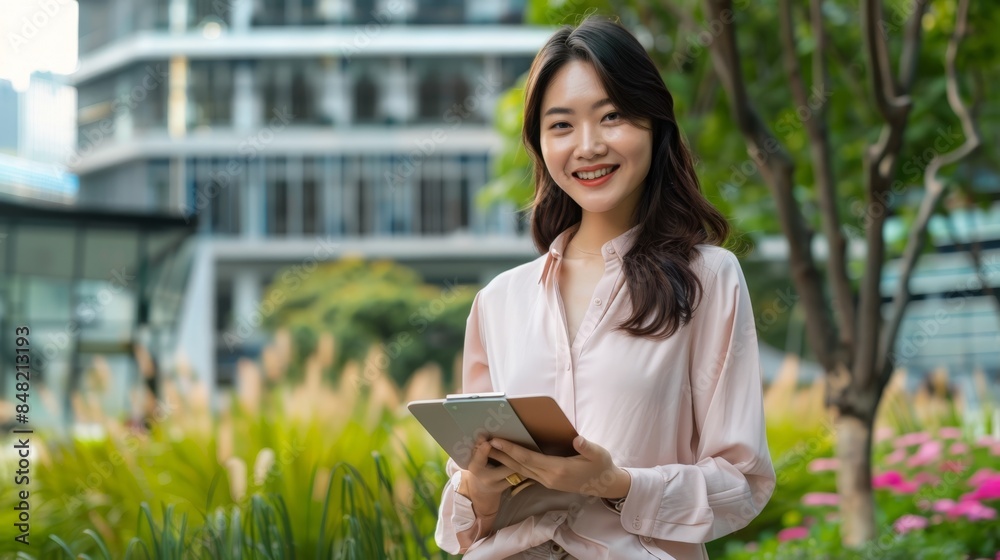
left=434, top=15, right=775, bottom=560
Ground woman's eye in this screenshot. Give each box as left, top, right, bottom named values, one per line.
left=551, top=122, right=569, bottom=129
left=604, top=111, right=620, bottom=122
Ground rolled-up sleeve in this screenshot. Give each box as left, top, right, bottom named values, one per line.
left=434, top=290, right=497, bottom=554
left=614, top=251, right=776, bottom=542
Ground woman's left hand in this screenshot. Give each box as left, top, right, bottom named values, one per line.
left=487, top=436, right=630, bottom=499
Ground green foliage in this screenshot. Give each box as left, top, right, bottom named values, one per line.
left=505, top=0, right=1000, bottom=264
left=0, top=386, right=459, bottom=559
left=258, top=258, right=475, bottom=388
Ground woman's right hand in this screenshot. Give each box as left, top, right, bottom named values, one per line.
left=458, top=438, right=519, bottom=516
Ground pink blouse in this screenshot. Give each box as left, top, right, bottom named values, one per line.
left=434, top=222, right=776, bottom=559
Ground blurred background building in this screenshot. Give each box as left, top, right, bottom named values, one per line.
left=69, top=0, right=548, bottom=388
left=0, top=72, right=78, bottom=203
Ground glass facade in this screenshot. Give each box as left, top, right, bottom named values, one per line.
left=76, top=55, right=532, bottom=140
left=0, top=211, right=195, bottom=422
left=79, top=0, right=527, bottom=56
left=187, top=154, right=496, bottom=237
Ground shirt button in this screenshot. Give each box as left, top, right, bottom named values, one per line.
left=607, top=246, right=615, bottom=254
left=642, top=536, right=652, bottom=543
left=632, top=517, right=642, bottom=530
left=565, top=363, right=571, bottom=371
left=594, top=298, right=601, bottom=306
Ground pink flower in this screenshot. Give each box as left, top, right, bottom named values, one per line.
left=895, top=431, right=932, bottom=448
left=893, top=514, right=928, bottom=534
left=907, top=440, right=944, bottom=467
left=802, top=492, right=840, bottom=507
left=777, top=526, right=809, bottom=542
left=808, top=458, right=840, bottom=472
left=947, top=500, right=997, bottom=521
left=948, top=442, right=970, bottom=455
left=975, top=435, right=999, bottom=447
left=892, top=481, right=920, bottom=494
left=873, top=471, right=904, bottom=489
left=913, top=472, right=940, bottom=486
left=883, top=447, right=908, bottom=465
left=932, top=499, right=956, bottom=513
left=969, top=469, right=1000, bottom=488
left=938, top=427, right=963, bottom=439
left=875, top=426, right=895, bottom=443
left=963, top=478, right=1000, bottom=502
left=942, top=460, right=968, bottom=473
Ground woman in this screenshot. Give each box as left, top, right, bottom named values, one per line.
left=435, top=16, right=775, bottom=560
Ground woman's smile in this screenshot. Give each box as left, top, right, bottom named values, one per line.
left=572, top=164, right=620, bottom=187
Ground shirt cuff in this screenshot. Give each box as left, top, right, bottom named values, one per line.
left=617, top=466, right=666, bottom=533
left=450, top=469, right=477, bottom=531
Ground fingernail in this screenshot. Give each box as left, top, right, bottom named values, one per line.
left=490, top=440, right=502, bottom=450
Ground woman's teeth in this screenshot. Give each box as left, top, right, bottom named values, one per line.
left=574, top=165, right=617, bottom=180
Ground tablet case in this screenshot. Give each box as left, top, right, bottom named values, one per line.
left=407, top=393, right=579, bottom=470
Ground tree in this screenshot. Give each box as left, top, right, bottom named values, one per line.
left=260, top=258, right=474, bottom=389
left=483, top=0, right=999, bottom=547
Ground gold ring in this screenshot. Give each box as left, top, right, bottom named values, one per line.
left=505, top=473, right=524, bottom=486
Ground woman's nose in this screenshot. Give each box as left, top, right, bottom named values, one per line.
left=575, top=126, right=607, bottom=159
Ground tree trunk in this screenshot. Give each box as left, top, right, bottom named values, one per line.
left=835, top=413, right=876, bottom=547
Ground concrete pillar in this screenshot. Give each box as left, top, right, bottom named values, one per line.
left=233, top=62, right=257, bottom=132
left=231, top=269, right=262, bottom=336
left=169, top=0, right=188, bottom=33
left=381, top=57, right=411, bottom=124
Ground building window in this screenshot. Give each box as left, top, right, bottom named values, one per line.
left=358, top=178, right=373, bottom=235
left=303, top=159, right=320, bottom=235
left=258, top=60, right=324, bottom=124
left=268, top=181, right=288, bottom=236
left=253, top=0, right=286, bottom=25
left=79, top=0, right=112, bottom=54
left=419, top=177, right=443, bottom=234
left=77, top=74, right=116, bottom=150
left=188, top=0, right=223, bottom=27
left=134, top=0, right=170, bottom=31
left=148, top=160, right=171, bottom=209
left=208, top=177, right=241, bottom=235
left=266, top=159, right=289, bottom=236
left=354, top=74, right=378, bottom=123
left=412, top=0, right=464, bottom=24
left=253, top=0, right=325, bottom=25
left=189, top=61, right=233, bottom=128
left=414, top=60, right=479, bottom=123
left=128, top=62, right=169, bottom=131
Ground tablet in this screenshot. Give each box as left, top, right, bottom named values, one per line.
left=407, top=393, right=579, bottom=470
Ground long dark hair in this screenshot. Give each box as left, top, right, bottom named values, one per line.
left=523, top=16, right=731, bottom=339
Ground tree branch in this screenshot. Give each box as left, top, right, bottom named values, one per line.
left=875, top=0, right=980, bottom=394
left=862, top=0, right=910, bottom=122
left=778, top=0, right=856, bottom=359
left=898, top=0, right=930, bottom=91
left=703, top=0, right=838, bottom=372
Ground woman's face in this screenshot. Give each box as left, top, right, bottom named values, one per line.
left=539, top=59, right=652, bottom=220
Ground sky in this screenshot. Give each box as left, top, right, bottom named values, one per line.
left=0, top=0, right=79, bottom=90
